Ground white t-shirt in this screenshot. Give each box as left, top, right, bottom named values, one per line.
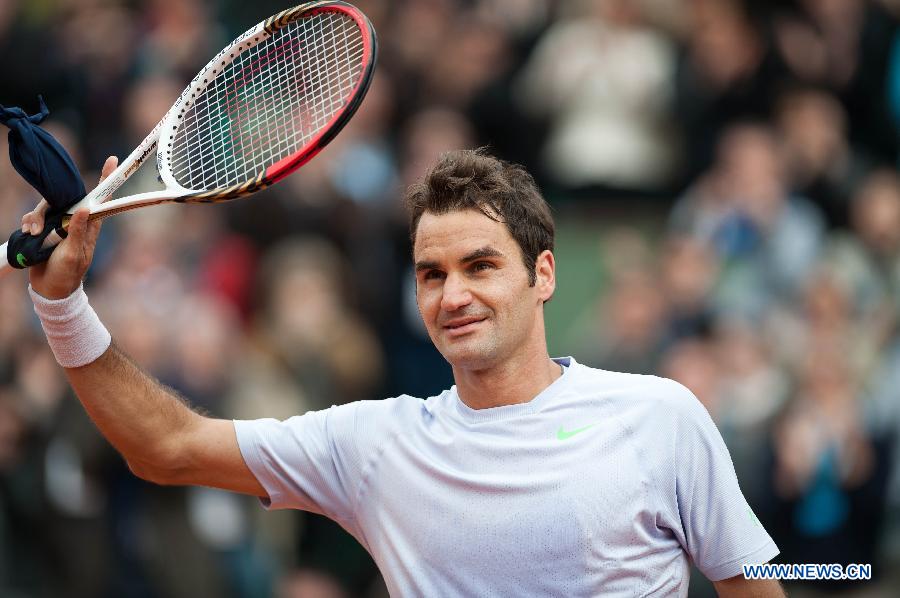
left=234, top=357, right=778, bottom=596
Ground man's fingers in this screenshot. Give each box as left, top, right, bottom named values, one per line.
left=87, top=216, right=102, bottom=239
left=67, top=208, right=90, bottom=240
left=19, top=157, right=114, bottom=240
left=21, top=199, right=50, bottom=235
left=67, top=208, right=101, bottom=269
left=84, top=210, right=102, bottom=246
left=100, top=156, right=118, bottom=182
left=72, top=208, right=101, bottom=245
left=60, top=209, right=89, bottom=252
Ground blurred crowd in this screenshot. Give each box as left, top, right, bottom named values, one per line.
left=2, top=0, right=900, bottom=596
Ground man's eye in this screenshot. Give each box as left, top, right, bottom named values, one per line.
left=423, top=270, right=444, bottom=281
left=473, top=262, right=494, bottom=272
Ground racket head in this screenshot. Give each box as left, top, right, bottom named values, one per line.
left=157, top=1, right=377, bottom=203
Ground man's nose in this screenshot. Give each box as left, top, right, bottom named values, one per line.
left=440, top=272, right=473, bottom=312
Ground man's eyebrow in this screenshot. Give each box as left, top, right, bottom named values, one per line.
left=414, top=247, right=505, bottom=272
left=460, top=246, right=504, bottom=263
left=414, top=260, right=439, bottom=272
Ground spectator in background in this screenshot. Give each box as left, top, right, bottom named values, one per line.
left=656, top=237, right=784, bottom=509
left=674, top=0, right=780, bottom=181
left=52, top=0, right=138, bottom=164
left=166, top=294, right=244, bottom=417
left=133, top=0, right=227, bottom=82
left=775, top=85, right=873, bottom=229
left=713, top=319, right=788, bottom=506
left=90, top=216, right=247, bottom=597
left=828, top=170, right=900, bottom=327
left=657, top=234, right=719, bottom=344
left=244, top=239, right=383, bottom=414
left=772, top=0, right=898, bottom=161
left=382, top=0, right=455, bottom=114
left=231, top=239, right=385, bottom=595
left=399, top=108, right=476, bottom=187
left=575, top=267, right=668, bottom=374
left=0, top=127, right=119, bottom=598
left=771, top=346, right=887, bottom=585
left=672, top=122, right=825, bottom=320
left=515, top=0, right=679, bottom=193
left=0, top=382, right=45, bottom=596
left=422, top=16, right=512, bottom=109
left=171, top=330, right=274, bottom=598
left=574, top=230, right=717, bottom=377
left=324, top=75, right=400, bottom=209
left=768, top=266, right=883, bottom=390
left=659, top=336, right=722, bottom=417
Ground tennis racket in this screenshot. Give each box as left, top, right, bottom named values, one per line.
left=1, top=0, right=376, bottom=273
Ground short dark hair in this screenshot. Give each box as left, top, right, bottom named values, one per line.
left=405, top=149, right=555, bottom=285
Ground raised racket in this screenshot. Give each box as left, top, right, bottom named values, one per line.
left=1, top=0, right=376, bottom=273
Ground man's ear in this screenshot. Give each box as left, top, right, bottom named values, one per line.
left=535, top=250, right=555, bottom=303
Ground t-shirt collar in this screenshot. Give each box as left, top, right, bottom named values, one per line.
left=451, top=356, right=575, bottom=424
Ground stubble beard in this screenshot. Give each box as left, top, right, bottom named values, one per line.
left=442, top=327, right=503, bottom=371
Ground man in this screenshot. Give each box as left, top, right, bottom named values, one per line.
left=24, top=150, right=783, bottom=596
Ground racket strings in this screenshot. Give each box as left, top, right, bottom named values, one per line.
left=169, top=11, right=365, bottom=190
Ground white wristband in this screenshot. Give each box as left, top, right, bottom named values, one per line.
left=29, top=284, right=112, bottom=368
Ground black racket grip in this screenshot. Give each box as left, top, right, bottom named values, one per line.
left=6, top=211, right=68, bottom=269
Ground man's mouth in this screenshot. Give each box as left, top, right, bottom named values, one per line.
left=442, top=316, right=487, bottom=336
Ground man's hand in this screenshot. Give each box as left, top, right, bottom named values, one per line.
left=27, top=156, right=117, bottom=299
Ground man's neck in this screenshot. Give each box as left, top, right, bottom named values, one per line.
left=452, top=352, right=563, bottom=410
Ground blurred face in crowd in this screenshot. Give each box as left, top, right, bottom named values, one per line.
left=660, top=339, right=721, bottom=413
left=401, top=109, right=475, bottom=185
left=661, top=236, right=717, bottom=310
left=688, top=0, right=762, bottom=88
left=718, top=124, right=787, bottom=224
left=414, top=209, right=554, bottom=372
left=777, top=89, right=846, bottom=178
left=852, top=171, right=900, bottom=256
left=606, top=270, right=665, bottom=349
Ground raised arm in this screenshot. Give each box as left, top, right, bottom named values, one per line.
left=713, top=576, right=785, bottom=597
left=25, top=157, right=265, bottom=497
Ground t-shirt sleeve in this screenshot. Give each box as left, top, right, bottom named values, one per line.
left=661, top=380, right=780, bottom=581
left=233, top=402, right=365, bottom=523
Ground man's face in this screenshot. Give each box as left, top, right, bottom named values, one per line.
left=413, top=209, right=554, bottom=371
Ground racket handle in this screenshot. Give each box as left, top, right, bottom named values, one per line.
left=41, top=228, right=67, bottom=250
left=0, top=215, right=71, bottom=277
left=0, top=234, right=64, bottom=277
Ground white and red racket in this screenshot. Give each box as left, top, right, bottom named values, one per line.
left=1, top=0, right=376, bottom=273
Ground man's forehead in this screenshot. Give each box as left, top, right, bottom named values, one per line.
left=418, top=206, right=502, bottom=225
left=413, top=209, right=515, bottom=258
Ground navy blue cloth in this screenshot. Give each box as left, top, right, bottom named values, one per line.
left=0, top=97, right=85, bottom=268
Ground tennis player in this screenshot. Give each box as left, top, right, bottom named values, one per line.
left=24, top=150, right=783, bottom=596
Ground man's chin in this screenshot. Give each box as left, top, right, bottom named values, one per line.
left=440, top=344, right=499, bottom=372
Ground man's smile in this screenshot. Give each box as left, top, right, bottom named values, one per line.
left=442, top=316, right=488, bottom=336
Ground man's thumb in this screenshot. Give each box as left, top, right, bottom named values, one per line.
left=66, top=209, right=90, bottom=241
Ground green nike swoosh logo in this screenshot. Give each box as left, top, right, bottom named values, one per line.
left=557, top=423, right=598, bottom=440
left=16, top=253, right=27, bottom=267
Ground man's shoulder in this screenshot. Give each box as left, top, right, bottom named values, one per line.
left=352, top=388, right=452, bottom=420
left=565, top=361, right=711, bottom=435
left=569, top=360, right=694, bottom=407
